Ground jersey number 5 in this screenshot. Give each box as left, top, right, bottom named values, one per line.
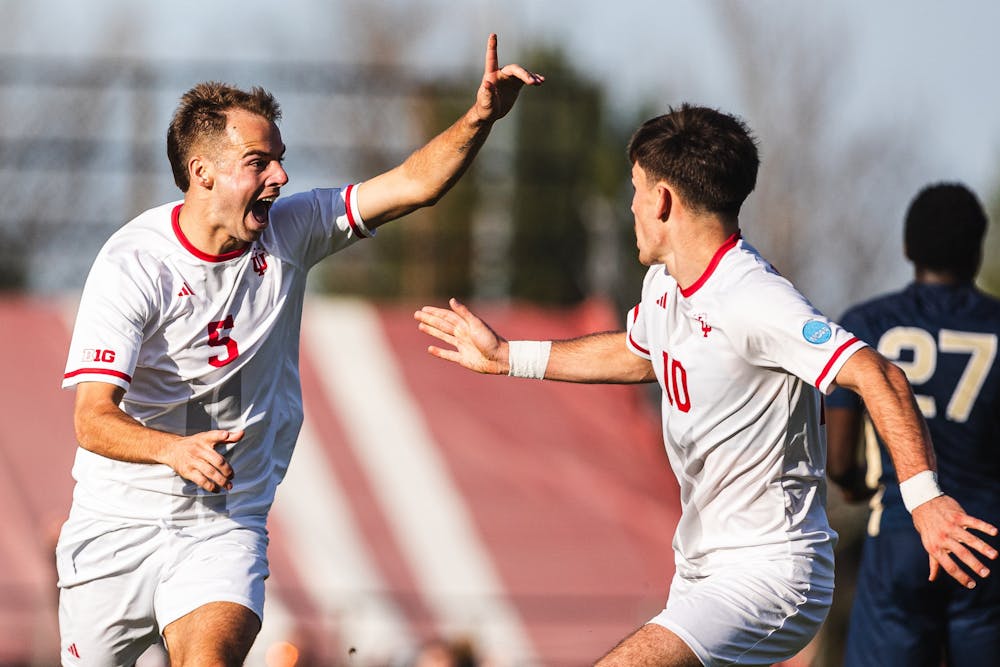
left=878, top=327, right=997, bottom=422
left=207, top=315, right=240, bottom=368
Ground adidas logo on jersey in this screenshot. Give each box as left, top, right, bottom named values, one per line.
left=68, top=643, right=80, bottom=658
left=657, top=292, right=668, bottom=309
left=178, top=281, right=195, bottom=297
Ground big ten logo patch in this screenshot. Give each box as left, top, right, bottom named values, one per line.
left=83, top=348, right=116, bottom=363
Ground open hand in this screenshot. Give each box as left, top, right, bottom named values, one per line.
left=912, top=494, right=998, bottom=587
left=414, top=298, right=507, bottom=374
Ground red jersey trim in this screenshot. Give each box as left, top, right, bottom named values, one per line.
left=679, top=231, right=741, bottom=298
left=628, top=332, right=650, bottom=356
left=171, top=205, right=249, bottom=263
left=627, top=304, right=650, bottom=355
left=64, top=367, right=133, bottom=383
left=344, top=184, right=368, bottom=238
left=814, top=336, right=860, bottom=388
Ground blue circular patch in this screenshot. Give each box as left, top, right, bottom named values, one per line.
left=802, top=320, right=832, bottom=345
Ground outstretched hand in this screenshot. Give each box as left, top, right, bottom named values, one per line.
left=414, top=298, right=508, bottom=374
left=912, top=494, right=998, bottom=587
left=473, top=33, right=544, bottom=124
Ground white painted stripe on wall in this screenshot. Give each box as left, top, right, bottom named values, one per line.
left=273, top=415, right=413, bottom=662
left=303, top=298, right=537, bottom=665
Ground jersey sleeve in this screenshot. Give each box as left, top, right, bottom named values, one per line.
left=62, top=249, right=157, bottom=392
left=728, top=274, right=867, bottom=394
left=625, top=266, right=661, bottom=360
left=625, top=303, right=650, bottom=359
left=824, top=306, right=866, bottom=410
left=267, top=184, right=372, bottom=268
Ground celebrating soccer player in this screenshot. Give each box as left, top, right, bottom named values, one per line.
left=56, top=35, right=541, bottom=666
left=415, top=106, right=998, bottom=666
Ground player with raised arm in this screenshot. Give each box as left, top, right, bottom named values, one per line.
left=57, top=35, right=541, bottom=667
left=826, top=183, right=1000, bottom=666
left=415, top=107, right=997, bottom=666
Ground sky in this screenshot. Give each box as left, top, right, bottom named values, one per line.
left=3, top=0, right=1000, bottom=305
left=5, top=0, right=998, bottom=193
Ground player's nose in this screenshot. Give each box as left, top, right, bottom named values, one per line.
left=269, top=161, right=289, bottom=187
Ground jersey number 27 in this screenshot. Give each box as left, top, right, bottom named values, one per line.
left=878, top=327, right=997, bottom=422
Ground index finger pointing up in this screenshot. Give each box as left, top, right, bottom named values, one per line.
left=484, top=33, right=498, bottom=76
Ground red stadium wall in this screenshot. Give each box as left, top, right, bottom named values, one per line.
left=0, top=295, right=681, bottom=666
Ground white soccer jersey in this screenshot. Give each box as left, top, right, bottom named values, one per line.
left=62, top=185, right=370, bottom=524
left=626, top=233, right=866, bottom=578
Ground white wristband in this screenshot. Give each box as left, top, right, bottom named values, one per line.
left=900, top=470, right=943, bottom=513
left=507, top=340, right=551, bottom=379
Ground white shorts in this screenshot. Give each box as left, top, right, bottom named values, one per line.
left=648, top=560, right=833, bottom=666
left=55, top=513, right=269, bottom=667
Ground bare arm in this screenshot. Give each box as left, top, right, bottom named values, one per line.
left=833, top=347, right=998, bottom=586
left=544, top=332, right=656, bottom=383
left=74, top=381, right=240, bottom=493
left=414, top=298, right=655, bottom=383
left=357, top=34, right=543, bottom=229
left=834, top=347, right=934, bottom=478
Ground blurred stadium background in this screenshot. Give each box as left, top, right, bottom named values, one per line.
left=2, top=1, right=1000, bottom=665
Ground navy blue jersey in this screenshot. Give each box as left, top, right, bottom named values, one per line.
left=827, top=282, right=1000, bottom=531
left=844, top=523, right=1000, bottom=666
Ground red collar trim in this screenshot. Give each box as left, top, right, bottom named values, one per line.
left=171, top=204, right=249, bottom=263
left=678, top=231, right=741, bottom=298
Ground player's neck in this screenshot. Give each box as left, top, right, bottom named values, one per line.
left=665, top=215, right=739, bottom=290
left=914, top=267, right=970, bottom=286
left=178, top=198, right=250, bottom=257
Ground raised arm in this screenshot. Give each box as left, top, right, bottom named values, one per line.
left=833, top=346, right=998, bottom=586
left=357, top=34, right=543, bottom=229
left=74, top=381, right=241, bottom=493
left=414, top=298, right=655, bottom=384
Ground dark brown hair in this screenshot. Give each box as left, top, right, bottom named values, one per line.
left=166, top=82, right=282, bottom=192
left=627, top=104, right=759, bottom=216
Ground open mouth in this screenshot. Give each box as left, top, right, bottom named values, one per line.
left=250, top=196, right=276, bottom=226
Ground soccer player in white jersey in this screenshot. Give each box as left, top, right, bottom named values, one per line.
left=414, top=105, right=998, bottom=666
left=57, top=35, right=541, bottom=667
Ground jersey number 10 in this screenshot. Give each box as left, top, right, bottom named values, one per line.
left=662, top=351, right=692, bottom=413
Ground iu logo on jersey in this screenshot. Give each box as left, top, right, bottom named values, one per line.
left=251, top=250, right=269, bottom=277
left=693, top=313, right=712, bottom=337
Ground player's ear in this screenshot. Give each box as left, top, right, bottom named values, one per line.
left=656, top=183, right=672, bottom=221
left=189, top=156, right=214, bottom=190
